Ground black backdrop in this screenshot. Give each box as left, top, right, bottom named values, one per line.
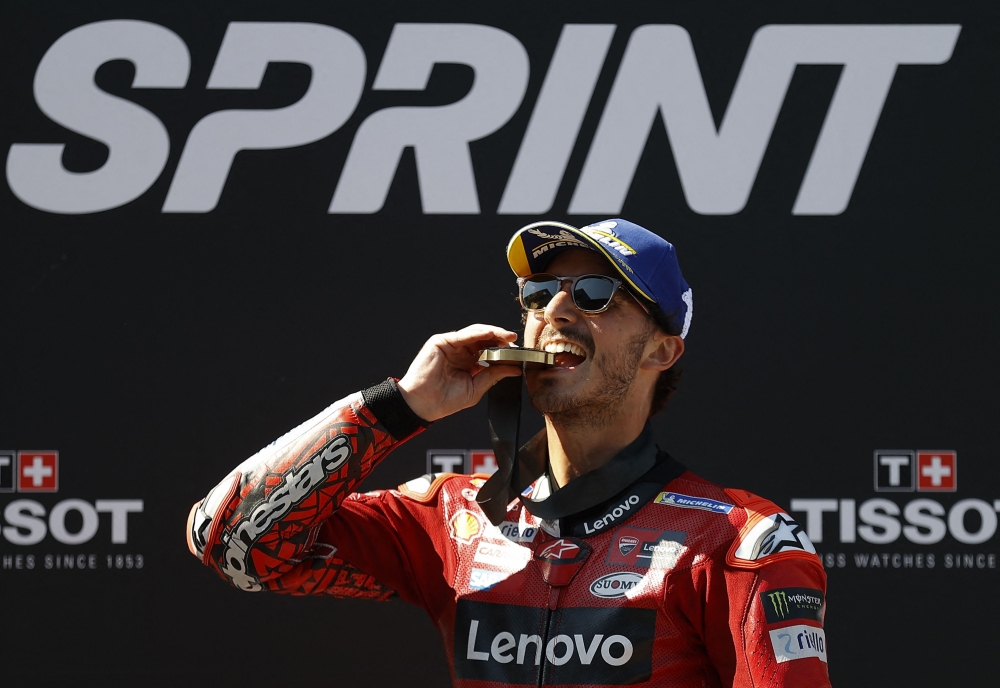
left=2, top=1, right=998, bottom=685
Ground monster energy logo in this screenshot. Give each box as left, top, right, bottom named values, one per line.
left=759, top=587, right=825, bottom=625
left=768, top=591, right=790, bottom=619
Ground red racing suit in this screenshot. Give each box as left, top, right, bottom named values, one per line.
left=188, top=382, right=832, bottom=687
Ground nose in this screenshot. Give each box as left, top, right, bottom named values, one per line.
left=542, top=281, right=579, bottom=326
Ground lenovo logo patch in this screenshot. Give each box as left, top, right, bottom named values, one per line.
left=454, top=600, right=655, bottom=685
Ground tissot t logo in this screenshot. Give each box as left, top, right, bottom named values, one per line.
left=427, top=449, right=467, bottom=475
left=874, top=450, right=915, bottom=492
left=0, top=451, right=15, bottom=493
left=454, top=600, right=655, bottom=685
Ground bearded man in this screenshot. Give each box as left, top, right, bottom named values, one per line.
left=188, top=219, right=831, bottom=687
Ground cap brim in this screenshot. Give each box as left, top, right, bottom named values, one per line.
left=506, top=221, right=655, bottom=303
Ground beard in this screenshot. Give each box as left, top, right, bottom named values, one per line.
left=528, top=323, right=652, bottom=429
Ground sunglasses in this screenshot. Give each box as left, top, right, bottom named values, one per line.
left=517, top=273, right=649, bottom=315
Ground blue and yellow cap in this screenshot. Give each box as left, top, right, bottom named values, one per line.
left=506, top=219, right=693, bottom=338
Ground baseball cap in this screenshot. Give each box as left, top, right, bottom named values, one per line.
left=506, top=219, right=693, bottom=338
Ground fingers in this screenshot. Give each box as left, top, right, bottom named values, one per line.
left=398, top=325, right=522, bottom=422
left=470, top=362, right=522, bottom=400
left=438, top=324, right=518, bottom=351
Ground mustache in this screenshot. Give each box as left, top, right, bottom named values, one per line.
left=535, top=325, right=594, bottom=357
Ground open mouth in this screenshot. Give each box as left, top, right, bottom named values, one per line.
left=542, top=341, right=587, bottom=368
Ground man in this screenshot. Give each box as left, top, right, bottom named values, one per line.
left=187, top=219, right=831, bottom=687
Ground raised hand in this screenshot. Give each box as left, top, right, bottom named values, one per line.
left=397, top=324, right=522, bottom=422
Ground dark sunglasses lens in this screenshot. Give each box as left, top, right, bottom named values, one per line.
left=521, top=278, right=561, bottom=310
left=573, top=276, right=617, bottom=312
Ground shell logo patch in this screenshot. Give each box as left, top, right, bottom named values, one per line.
left=450, top=509, right=483, bottom=544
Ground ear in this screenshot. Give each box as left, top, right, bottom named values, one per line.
left=639, top=332, right=684, bottom=372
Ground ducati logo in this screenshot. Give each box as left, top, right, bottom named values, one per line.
left=618, top=536, right=638, bottom=556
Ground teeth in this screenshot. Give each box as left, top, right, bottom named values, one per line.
left=543, top=342, right=586, bottom=357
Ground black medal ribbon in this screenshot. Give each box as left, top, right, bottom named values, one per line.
left=476, top=369, right=663, bottom=525
left=519, top=424, right=658, bottom=520
left=476, top=374, right=523, bottom=526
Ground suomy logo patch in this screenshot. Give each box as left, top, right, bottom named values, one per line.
left=589, top=572, right=644, bottom=598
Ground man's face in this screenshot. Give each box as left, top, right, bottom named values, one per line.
left=522, top=249, right=658, bottom=427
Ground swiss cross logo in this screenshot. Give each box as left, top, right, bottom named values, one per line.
left=470, top=450, right=498, bottom=475
left=917, top=451, right=957, bottom=492
left=17, top=451, right=59, bottom=492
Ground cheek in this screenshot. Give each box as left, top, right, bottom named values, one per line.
left=524, top=320, right=543, bottom=347
left=587, top=314, right=626, bottom=341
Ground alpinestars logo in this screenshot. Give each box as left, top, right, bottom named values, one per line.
left=537, top=539, right=580, bottom=560
left=733, top=512, right=816, bottom=562
left=220, top=434, right=352, bottom=591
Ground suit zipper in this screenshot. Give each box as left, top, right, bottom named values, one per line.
left=537, top=586, right=562, bottom=687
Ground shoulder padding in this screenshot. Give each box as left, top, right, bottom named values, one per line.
left=397, top=473, right=456, bottom=503
left=396, top=473, right=492, bottom=504
left=724, top=488, right=822, bottom=571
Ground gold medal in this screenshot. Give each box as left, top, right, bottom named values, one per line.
left=478, top=347, right=554, bottom=368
